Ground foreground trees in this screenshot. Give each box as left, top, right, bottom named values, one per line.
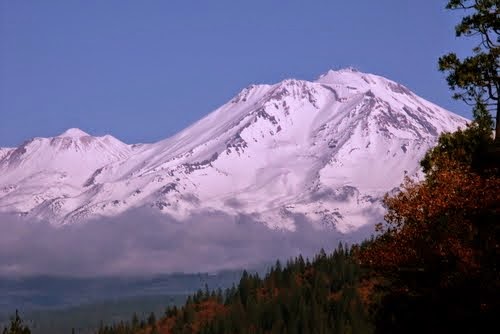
left=357, top=3, right=499, bottom=330
left=438, top=0, right=499, bottom=140
left=357, top=119, right=499, bottom=332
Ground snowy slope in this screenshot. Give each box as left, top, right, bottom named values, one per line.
left=0, top=69, right=467, bottom=231
left=0, top=129, right=133, bottom=218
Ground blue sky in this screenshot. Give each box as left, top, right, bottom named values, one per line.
left=0, top=1, right=475, bottom=147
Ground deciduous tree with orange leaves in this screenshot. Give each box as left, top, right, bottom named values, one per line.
left=357, top=117, right=499, bottom=333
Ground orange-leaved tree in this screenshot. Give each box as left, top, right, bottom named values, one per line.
left=357, top=119, right=499, bottom=333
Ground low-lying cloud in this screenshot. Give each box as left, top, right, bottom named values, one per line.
left=0, top=210, right=374, bottom=277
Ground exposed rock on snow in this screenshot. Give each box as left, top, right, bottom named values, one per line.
left=0, top=69, right=467, bottom=231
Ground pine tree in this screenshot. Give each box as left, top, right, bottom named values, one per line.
left=438, top=0, right=499, bottom=140
left=2, top=310, right=31, bottom=334
left=147, top=312, right=156, bottom=327
left=131, top=313, right=139, bottom=330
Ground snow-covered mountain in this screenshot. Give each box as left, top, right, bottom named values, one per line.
left=0, top=69, right=467, bottom=231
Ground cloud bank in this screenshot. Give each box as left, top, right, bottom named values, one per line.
left=0, top=210, right=374, bottom=277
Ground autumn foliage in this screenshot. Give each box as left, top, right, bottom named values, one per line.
left=362, top=159, right=499, bottom=280
left=356, top=119, right=500, bottom=332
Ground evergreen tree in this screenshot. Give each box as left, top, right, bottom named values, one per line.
left=438, top=0, right=499, bottom=140
left=2, top=311, right=31, bottom=334
left=131, top=313, right=139, bottom=330
left=147, top=312, right=156, bottom=327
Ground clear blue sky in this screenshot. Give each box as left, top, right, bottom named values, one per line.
left=0, top=0, right=476, bottom=147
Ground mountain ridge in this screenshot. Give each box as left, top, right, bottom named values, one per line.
left=0, top=69, right=467, bottom=231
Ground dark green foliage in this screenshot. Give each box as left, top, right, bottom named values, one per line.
left=147, top=312, right=156, bottom=327
left=96, top=312, right=155, bottom=334
left=160, top=244, right=372, bottom=334
left=420, top=106, right=495, bottom=176
left=93, top=245, right=373, bottom=334
left=2, top=311, right=31, bottom=334
left=438, top=0, right=499, bottom=140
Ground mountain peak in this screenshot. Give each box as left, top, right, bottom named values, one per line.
left=317, top=67, right=360, bottom=78
left=322, top=67, right=359, bottom=75
left=59, top=128, right=90, bottom=138
left=315, top=67, right=375, bottom=85
left=0, top=69, right=467, bottom=229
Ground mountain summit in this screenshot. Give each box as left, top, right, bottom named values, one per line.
left=58, top=128, right=91, bottom=138
left=0, top=69, right=467, bottom=231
